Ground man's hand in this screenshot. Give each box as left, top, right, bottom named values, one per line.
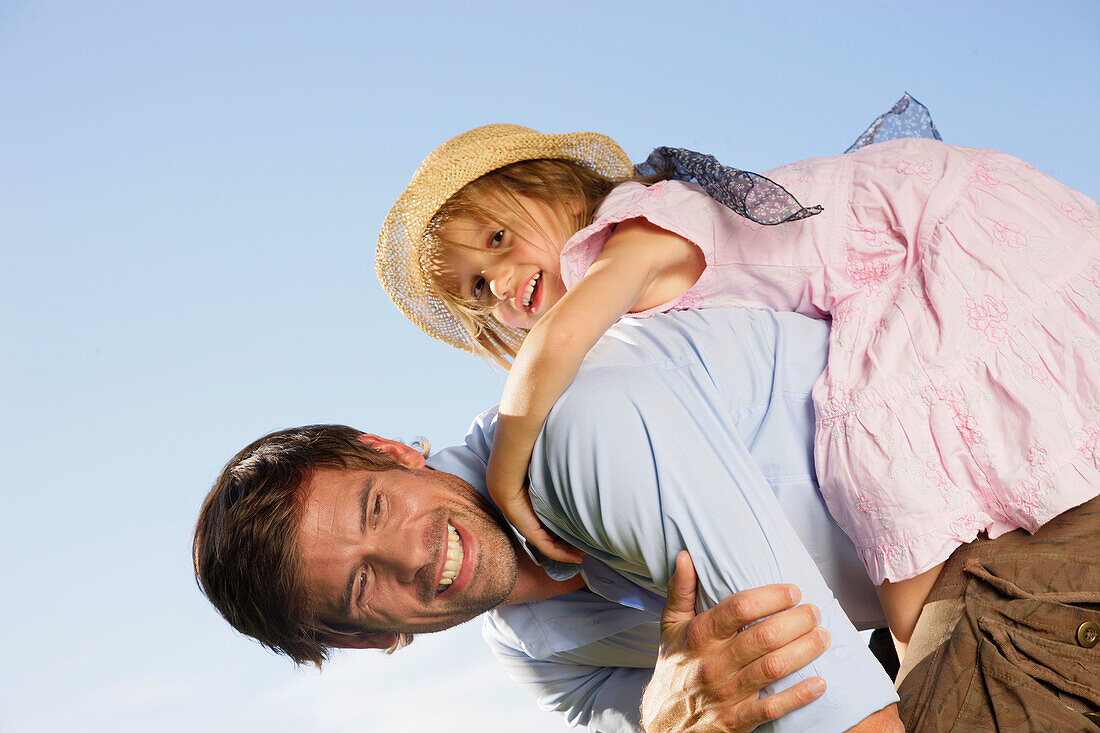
left=641, top=551, right=830, bottom=732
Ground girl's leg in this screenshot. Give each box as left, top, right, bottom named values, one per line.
left=874, top=562, right=944, bottom=661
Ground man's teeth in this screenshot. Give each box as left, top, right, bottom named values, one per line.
left=522, top=272, right=541, bottom=308
left=438, top=524, right=463, bottom=589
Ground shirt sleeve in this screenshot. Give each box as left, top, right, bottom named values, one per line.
left=424, top=406, right=495, bottom=494
left=483, top=617, right=650, bottom=733
left=528, top=312, right=899, bottom=732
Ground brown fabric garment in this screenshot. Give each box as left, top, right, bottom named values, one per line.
left=897, top=495, right=1100, bottom=731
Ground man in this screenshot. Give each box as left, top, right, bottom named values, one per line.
left=196, top=307, right=902, bottom=731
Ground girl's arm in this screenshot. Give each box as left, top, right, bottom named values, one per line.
left=488, top=219, right=706, bottom=562
left=874, top=562, right=945, bottom=661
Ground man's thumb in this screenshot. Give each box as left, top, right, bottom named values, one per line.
left=662, top=550, right=699, bottom=626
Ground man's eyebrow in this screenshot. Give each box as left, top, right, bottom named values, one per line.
left=339, top=476, right=375, bottom=617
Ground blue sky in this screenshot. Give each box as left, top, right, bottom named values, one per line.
left=2, top=2, right=1097, bottom=731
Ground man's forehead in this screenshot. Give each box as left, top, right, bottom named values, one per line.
left=302, top=466, right=375, bottom=500
left=302, top=464, right=473, bottom=505
left=297, top=467, right=388, bottom=535
left=297, top=470, right=351, bottom=532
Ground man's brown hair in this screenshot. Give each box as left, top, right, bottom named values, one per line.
left=192, top=424, right=416, bottom=666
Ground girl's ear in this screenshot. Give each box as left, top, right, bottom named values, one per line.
left=329, top=630, right=400, bottom=651
left=357, top=434, right=427, bottom=469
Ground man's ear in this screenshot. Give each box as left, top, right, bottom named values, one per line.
left=357, top=434, right=427, bottom=469
left=329, top=630, right=400, bottom=651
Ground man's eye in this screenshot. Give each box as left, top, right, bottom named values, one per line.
left=489, top=230, right=505, bottom=248
left=371, top=495, right=382, bottom=528
left=359, top=569, right=371, bottom=598
left=472, top=277, right=486, bottom=299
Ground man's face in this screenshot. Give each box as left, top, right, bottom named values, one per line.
left=297, top=465, right=519, bottom=635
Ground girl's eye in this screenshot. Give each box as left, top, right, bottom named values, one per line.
left=472, top=277, right=486, bottom=299
left=489, top=230, right=505, bottom=248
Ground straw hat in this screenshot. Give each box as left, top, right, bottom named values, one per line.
left=376, top=124, right=633, bottom=354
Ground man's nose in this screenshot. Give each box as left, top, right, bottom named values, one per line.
left=378, top=525, right=434, bottom=585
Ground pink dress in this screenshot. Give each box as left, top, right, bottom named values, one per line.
left=559, top=138, right=1100, bottom=584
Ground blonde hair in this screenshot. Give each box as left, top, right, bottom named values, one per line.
left=422, top=158, right=626, bottom=368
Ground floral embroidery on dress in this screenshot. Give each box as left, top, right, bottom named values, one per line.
left=923, top=386, right=989, bottom=456
left=896, top=159, right=933, bottom=181
left=856, top=494, right=892, bottom=530
left=947, top=513, right=986, bottom=538
left=1020, top=354, right=1054, bottom=387
left=1066, top=267, right=1100, bottom=324
left=827, top=308, right=859, bottom=354
left=1061, top=201, right=1096, bottom=227
left=869, top=315, right=891, bottom=342
left=991, top=220, right=1029, bottom=249
left=1013, top=478, right=1051, bottom=518
left=869, top=541, right=909, bottom=574
left=954, top=411, right=984, bottom=450
left=969, top=163, right=1002, bottom=186
left=674, top=291, right=705, bottom=309
left=1078, top=425, right=1100, bottom=470
left=831, top=306, right=858, bottom=329
left=821, top=384, right=854, bottom=420
left=924, top=460, right=960, bottom=503
left=1026, top=444, right=1049, bottom=468
left=964, top=295, right=1010, bottom=343
left=846, top=259, right=891, bottom=291
left=851, top=225, right=905, bottom=249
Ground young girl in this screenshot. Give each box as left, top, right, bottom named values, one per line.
left=376, top=120, right=1100, bottom=648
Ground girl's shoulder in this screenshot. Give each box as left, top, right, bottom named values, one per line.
left=595, top=180, right=648, bottom=218
left=596, top=179, right=711, bottom=221
left=561, top=180, right=720, bottom=290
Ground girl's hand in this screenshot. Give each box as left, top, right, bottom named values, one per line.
left=486, top=444, right=584, bottom=564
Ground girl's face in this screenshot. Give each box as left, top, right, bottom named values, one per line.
left=436, top=195, right=570, bottom=330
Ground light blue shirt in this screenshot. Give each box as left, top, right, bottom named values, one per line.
left=427, top=308, right=897, bottom=732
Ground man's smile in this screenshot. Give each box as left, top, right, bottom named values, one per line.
left=437, top=522, right=464, bottom=593
left=436, top=519, right=478, bottom=600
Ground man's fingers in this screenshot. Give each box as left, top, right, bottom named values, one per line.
left=702, top=584, right=802, bottom=640
left=661, top=550, right=699, bottom=626
left=726, top=677, right=827, bottom=730
left=727, top=626, right=831, bottom=696
left=736, top=603, right=821, bottom=660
